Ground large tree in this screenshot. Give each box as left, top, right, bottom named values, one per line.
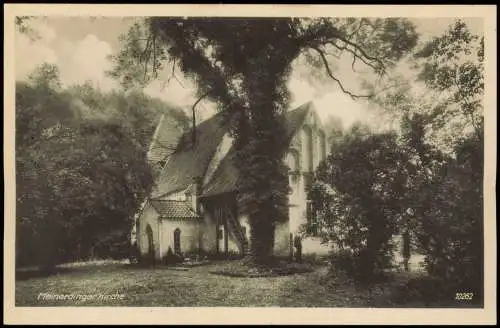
left=110, top=17, right=419, bottom=264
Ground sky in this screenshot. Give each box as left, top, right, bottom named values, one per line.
left=15, top=16, right=484, bottom=129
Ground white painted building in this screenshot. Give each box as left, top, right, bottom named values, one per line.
left=134, top=101, right=331, bottom=260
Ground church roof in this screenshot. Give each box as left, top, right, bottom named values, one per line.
left=150, top=199, right=201, bottom=219
left=151, top=112, right=229, bottom=198
left=147, top=114, right=186, bottom=163
left=151, top=101, right=314, bottom=199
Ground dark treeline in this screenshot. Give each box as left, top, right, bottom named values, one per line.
left=16, top=63, right=190, bottom=270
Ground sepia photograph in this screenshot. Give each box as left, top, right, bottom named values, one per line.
left=4, top=4, right=497, bottom=325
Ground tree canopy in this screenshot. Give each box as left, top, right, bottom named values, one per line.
left=109, top=17, right=419, bottom=263
left=306, top=20, right=484, bottom=303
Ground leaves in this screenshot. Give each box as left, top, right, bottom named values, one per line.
left=16, top=64, right=189, bottom=268
left=413, top=20, right=484, bottom=142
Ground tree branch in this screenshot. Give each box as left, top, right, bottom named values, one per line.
left=334, top=36, right=386, bottom=73
left=191, top=92, right=209, bottom=145
left=311, top=46, right=373, bottom=99
left=351, top=56, right=358, bottom=72
left=327, top=41, right=380, bottom=73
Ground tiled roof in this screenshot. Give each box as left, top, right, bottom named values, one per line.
left=151, top=102, right=314, bottom=199
left=150, top=199, right=200, bottom=219
left=147, top=113, right=187, bottom=163
left=151, top=112, right=230, bottom=198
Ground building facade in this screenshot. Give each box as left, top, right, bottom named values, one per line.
left=132, top=101, right=331, bottom=260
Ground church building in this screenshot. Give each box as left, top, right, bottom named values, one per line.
left=132, top=101, right=331, bottom=260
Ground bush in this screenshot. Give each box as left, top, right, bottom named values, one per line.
left=413, top=135, right=484, bottom=303
left=331, top=249, right=392, bottom=285
left=129, top=242, right=140, bottom=264
left=162, top=247, right=183, bottom=265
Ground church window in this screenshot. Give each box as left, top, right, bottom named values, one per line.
left=173, top=228, right=181, bottom=255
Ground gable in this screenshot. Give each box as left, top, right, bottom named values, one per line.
left=201, top=102, right=315, bottom=197
left=151, top=101, right=317, bottom=199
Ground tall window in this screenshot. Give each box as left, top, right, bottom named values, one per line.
left=173, top=228, right=181, bottom=255
left=318, top=130, right=326, bottom=162
left=302, top=126, right=314, bottom=172
left=287, top=150, right=300, bottom=172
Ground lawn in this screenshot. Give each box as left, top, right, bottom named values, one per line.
left=15, top=260, right=475, bottom=307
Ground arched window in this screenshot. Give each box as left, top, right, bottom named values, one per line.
left=173, top=228, right=181, bottom=255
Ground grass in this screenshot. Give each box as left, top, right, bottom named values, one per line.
left=15, top=260, right=479, bottom=307
left=208, top=259, right=316, bottom=277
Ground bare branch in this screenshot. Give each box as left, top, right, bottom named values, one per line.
left=311, top=46, right=373, bottom=99
left=351, top=56, right=357, bottom=72
left=334, top=36, right=386, bottom=73
left=191, top=92, right=209, bottom=145
left=327, top=41, right=380, bottom=72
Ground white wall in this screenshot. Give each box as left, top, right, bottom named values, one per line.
left=200, top=205, right=218, bottom=253
left=159, top=219, right=201, bottom=257
left=138, top=203, right=160, bottom=258
left=283, top=109, right=331, bottom=255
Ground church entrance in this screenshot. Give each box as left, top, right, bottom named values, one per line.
left=145, top=224, right=155, bottom=265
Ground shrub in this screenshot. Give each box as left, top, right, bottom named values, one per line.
left=162, top=247, right=183, bottom=265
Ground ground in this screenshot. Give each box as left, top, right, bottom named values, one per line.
left=15, top=260, right=475, bottom=307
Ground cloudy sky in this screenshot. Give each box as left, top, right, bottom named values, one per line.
left=15, top=16, right=483, bottom=128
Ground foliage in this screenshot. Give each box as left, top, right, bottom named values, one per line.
left=353, top=20, right=485, bottom=299
left=15, top=16, right=40, bottom=40
left=308, top=124, right=414, bottom=283
left=369, top=20, right=484, bottom=153
left=412, top=132, right=483, bottom=300
left=109, top=17, right=418, bottom=264
left=406, top=21, right=484, bottom=299
left=413, top=21, right=484, bottom=148
left=161, top=247, right=183, bottom=266
left=16, top=63, right=189, bottom=269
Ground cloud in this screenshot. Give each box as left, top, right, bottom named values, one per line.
left=13, top=18, right=389, bottom=129
left=57, top=34, right=117, bottom=91
left=313, top=92, right=371, bottom=129
left=288, top=57, right=373, bottom=129
left=142, top=66, right=219, bottom=123
left=15, top=19, right=118, bottom=92
left=15, top=20, right=58, bottom=81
